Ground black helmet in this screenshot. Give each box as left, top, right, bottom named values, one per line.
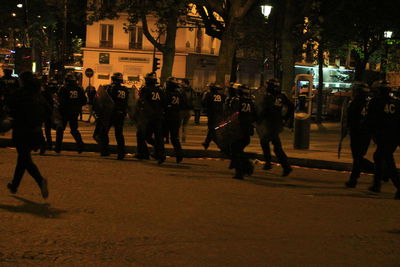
left=111, top=72, right=123, bottom=84
left=145, top=72, right=157, bottom=86
left=266, top=78, right=281, bottom=94
left=352, top=81, right=369, bottom=96
left=208, top=82, right=223, bottom=91
left=166, top=76, right=179, bottom=90
left=234, top=83, right=251, bottom=95
left=372, top=80, right=391, bottom=96
left=65, top=73, right=76, bottom=83
left=3, top=68, right=13, bottom=77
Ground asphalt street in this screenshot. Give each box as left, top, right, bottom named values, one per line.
left=0, top=148, right=399, bottom=266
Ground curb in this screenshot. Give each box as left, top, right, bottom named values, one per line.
left=0, top=138, right=353, bottom=172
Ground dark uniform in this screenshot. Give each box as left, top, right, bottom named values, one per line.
left=179, top=79, right=194, bottom=142
left=345, top=83, right=374, bottom=188
left=54, top=74, right=86, bottom=153
left=41, top=80, right=58, bottom=149
left=0, top=69, right=19, bottom=111
left=136, top=72, right=166, bottom=163
left=256, top=79, right=292, bottom=176
left=6, top=71, right=49, bottom=199
left=202, top=84, right=226, bottom=149
left=229, top=84, right=256, bottom=179
left=367, top=81, right=400, bottom=199
left=165, top=77, right=184, bottom=163
left=102, top=73, right=129, bottom=160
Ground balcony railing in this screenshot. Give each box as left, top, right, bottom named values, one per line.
left=129, top=42, right=142, bottom=50
left=100, top=40, right=113, bottom=48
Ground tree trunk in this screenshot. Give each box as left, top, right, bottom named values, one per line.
left=160, top=12, right=178, bottom=85
left=353, top=53, right=369, bottom=81
left=215, top=22, right=237, bottom=85
left=280, top=0, right=296, bottom=94
left=316, top=44, right=324, bottom=123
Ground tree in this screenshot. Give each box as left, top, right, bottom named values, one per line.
left=0, top=0, right=87, bottom=75
left=194, top=0, right=258, bottom=85
left=315, top=0, right=400, bottom=81
left=89, top=0, right=192, bottom=84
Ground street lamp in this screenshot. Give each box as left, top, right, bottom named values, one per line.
left=384, top=30, right=393, bottom=39
left=383, top=30, right=393, bottom=80
left=261, top=5, right=272, bottom=19
left=17, top=3, right=23, bottom=8
left=260, top=4, right=273, bottom=86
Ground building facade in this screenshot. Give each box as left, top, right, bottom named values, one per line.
left=82, top=9, right=222, bottom=91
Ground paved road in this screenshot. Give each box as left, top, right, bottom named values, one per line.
left=0, top=148, right=399, bottom=266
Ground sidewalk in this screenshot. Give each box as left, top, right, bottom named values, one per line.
left=1, top=115, right=399, bottom=171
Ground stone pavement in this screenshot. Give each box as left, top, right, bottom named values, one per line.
left=1, top=114, right=400, bottom=171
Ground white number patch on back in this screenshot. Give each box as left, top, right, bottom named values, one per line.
left=274, top=98, right=282, bottom=107
left=172, top=96, right=179, bottom=105
left=69, top=90, right=78, bottom=99
left=360, top=107, right=367, bottom=116
left=241, top=103, right=251, bottom=112
left=117, top=90, right=126, bottom=99
left=213, top=95, right=222, bottom=102
left=384, top=104, right=396, bottom=114
left=152, top=92, right=160, bottom=101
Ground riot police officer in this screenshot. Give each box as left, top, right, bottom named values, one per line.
left=229, top=84, right=256, bottom=179
left=102, top=72, right=129, bottom=160
left=41, top=79, right=59, bottom=150
left=165, top=77, right=184, bottom=163
left=135, top=72, right=166, bottom=163
left=224, top=82, right=240, bottom=116
left=0, top=68, right=19, bottom=110
left=256, top=79, right=292, bottom=176
left=345, top=82, right=374, bottom=188
left=202, top=83, right=226, bottom=149
left=54, top=73, right=86, bottom=153
left=367, top=81, right=400, bottom=199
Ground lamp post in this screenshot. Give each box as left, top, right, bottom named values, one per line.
left=383, top=30, right=393, bottom=80
left=260, top=4, right=272, bottom=86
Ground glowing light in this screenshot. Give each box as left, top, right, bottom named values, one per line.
left=384, top=31, right=393, bottom=39
left=261, top=5, right=272, bottom=18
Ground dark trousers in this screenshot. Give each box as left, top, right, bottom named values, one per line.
left=372, top=141, right=400, bottom=191
left=260, top=133, right=290, bottom=169
left=165, top=119, right=182, bottom=158
left=231, top=135, right=252, bottom=176
left=11, top=144, right=44, bottom=190
left=55, top=112, right=84, bottom=150
left=194, top=109, right=201, bottom=124
left=102, top=112, right=126, bottom=155
left=349, top=133, right=374, bottom=180
left=204, top=117, right=218, bottom=145
left=136, top=118, right=165, bottom=160
left=44, top=119, right=52, bottom=146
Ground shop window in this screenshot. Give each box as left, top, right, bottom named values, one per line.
left=99, top=53, right=110, bottom=64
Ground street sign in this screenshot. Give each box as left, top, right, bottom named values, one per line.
left=85, top=68, right=94, bottom=78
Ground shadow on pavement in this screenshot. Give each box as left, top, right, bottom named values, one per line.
left=386, top=229, right=400, bottom=235
left=0, top=196, right=67, bottom=219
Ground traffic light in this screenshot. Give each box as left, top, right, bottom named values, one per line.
left=152, top=57, right=160, bottom=72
